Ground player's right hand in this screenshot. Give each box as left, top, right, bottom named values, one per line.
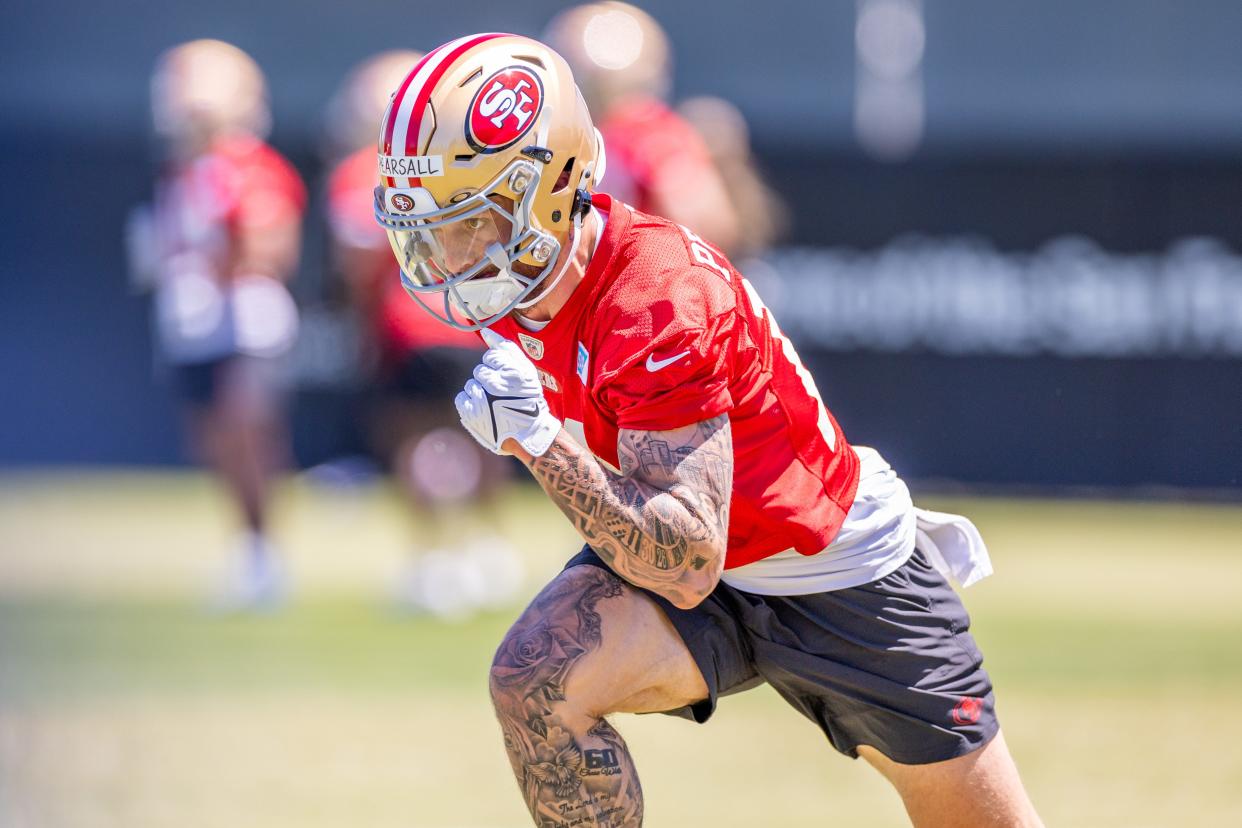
left=455, top=329, right=561, bottom=457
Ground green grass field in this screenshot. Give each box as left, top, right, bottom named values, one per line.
left=2, top=471, right=1241, bottom=827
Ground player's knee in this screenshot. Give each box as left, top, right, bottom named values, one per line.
left=486, top=653, right=509, bottom=713
left=487, top=616, right=598, bottom=718
left=488, top=571, right=620, bottom=720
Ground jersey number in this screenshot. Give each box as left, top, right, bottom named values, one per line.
left=679, top=224, right=732, bottom=282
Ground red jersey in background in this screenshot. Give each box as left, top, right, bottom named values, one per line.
left=597, top=96, right=719, bottom=215
left=156, top=134, right=305, bottom=274
left=327, top=147, right=481, bottom=363
left=150, top=134, right=305, bottom=363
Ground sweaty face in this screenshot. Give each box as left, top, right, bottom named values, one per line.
left=383, top=192, right=516, bottom=287
left=434, top=210, right=508, bottom=276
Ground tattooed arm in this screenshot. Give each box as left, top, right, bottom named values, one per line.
left=509, top=415, right=733, bottom=610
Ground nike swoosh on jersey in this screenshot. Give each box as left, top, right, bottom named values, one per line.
left=645, top=351, right=691, bottom=372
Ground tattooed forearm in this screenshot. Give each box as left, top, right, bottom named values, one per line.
left=526, top=415, right=732, bottom=609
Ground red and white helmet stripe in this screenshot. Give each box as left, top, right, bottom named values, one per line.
left=379, top=32, right=509, bottom=188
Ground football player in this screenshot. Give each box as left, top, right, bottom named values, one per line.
left=323, top=52, right=521, bottom=615
left=129, top=40, right=305, bottom=608
left=373, top=33, right=1043, bottom=827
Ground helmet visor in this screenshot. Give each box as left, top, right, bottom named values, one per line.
left=373, top=159, right=563, bottom=331
left=379, top=188, right=518, bottom=289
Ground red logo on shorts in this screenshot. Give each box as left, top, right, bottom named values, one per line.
left=952, top=697, right=983, bottom=726
left=466, top=66, right=544, bottom=153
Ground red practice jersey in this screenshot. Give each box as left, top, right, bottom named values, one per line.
left=597, top=96, right=718, bottom=216
left=327, top=147, right=482, bottom=359
left=156, top=134, right=306, bottom=277
left=491, top=195, right=860, bottom=569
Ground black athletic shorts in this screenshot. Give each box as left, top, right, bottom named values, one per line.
left=564, top=545, right=999, bottom=765
left=171, top=354, right=283, bottom=408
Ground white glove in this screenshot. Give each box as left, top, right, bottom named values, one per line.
left=455, top=328, right=561, bottom=457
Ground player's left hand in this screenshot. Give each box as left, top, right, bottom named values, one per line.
left=455, top=328, right=561, bottom=458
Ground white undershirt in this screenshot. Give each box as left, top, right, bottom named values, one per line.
left=720, top=446, right=918, bottom=595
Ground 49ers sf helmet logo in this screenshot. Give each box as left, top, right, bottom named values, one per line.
left=465, top=66, right=544, bottom=153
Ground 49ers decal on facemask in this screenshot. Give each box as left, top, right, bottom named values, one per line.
left=465, top=66, right=544, bottom=153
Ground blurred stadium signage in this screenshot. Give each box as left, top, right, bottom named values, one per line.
left=763, top=237, right=1242, bottom=358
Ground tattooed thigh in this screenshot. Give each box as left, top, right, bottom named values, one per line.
left=489, top=564, right=707, bottom=723
left=489, top=565, right=707, bottom=826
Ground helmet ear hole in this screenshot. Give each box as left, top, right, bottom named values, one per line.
left=552, top=156, right=576, bottom=194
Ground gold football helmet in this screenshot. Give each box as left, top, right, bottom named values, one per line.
left=542, top=2, right=671, bottom=115
left=323, top=50, right=425, bottom=161
left=373, top=33, right=606, bottom=330
left=151, top=39, right=270, bottom=158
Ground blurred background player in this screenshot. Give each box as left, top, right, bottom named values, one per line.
left=127, top=39, right=306, bottom=609
left=547, top=3, right=790, bottom=319
left=543, top=1, right=742, bottom=253
left=676, top=93, right=792, bottom=308
left=322, top=51, right=522, bottom=617
left=676, top=95, right=790, bottom=263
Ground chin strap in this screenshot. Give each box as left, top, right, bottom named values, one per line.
left=513, top=206, right=589, bottom=311
left=571, top=188, right=593, bottom=221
